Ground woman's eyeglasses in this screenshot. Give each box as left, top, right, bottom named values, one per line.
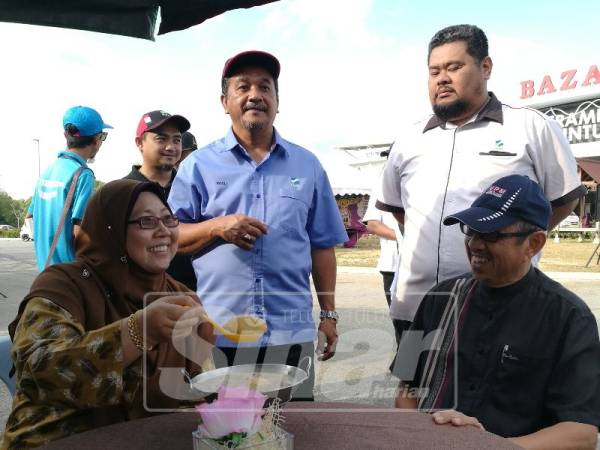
left=127, top=215, right=179, bottom=229
left=459, top=223, right=535, bottom=243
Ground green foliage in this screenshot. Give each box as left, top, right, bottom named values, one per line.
left=0, top=229, right=19, bottom=238
left=216, top=432, right=248, bottom=448
left=0, top=191, right=31, bottom=228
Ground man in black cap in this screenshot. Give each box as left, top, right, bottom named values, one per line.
left=176, top=131, right=198, bottom=169
left=123, top=110, right=197, bottom=290
left=392, top=175, right=600, bottom=448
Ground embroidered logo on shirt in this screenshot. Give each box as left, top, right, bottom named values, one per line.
left=495, top=139, right=504, bottom=149
left=216, top=181, right=227, bottom=186
left=290, top=178, right=300, bottom=189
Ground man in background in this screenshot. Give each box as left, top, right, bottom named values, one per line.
left=362, top=149, right=402, bottom=340
left=123, top=110, right=190, bottom=197
left=123, top=110, right=197, bottom=289
left=29, top=105, right=111, bottom=270
left=176, top=131, right=198, bottom=168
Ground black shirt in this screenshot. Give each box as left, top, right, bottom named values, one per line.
left=123, top=165, right=175, bottom=198
left=398, top=267, right=600, bottom=437
left=123, top=166, right=197, bottom=290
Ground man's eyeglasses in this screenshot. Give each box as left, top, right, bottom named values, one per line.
left=99, top=132, right=108, bottom=142
left=127, top=215, right=179, bottom=229
left=459, top=223, right=535, bottom=243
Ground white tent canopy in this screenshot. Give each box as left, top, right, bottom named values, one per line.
left=318, top=153, right=373, bottom=196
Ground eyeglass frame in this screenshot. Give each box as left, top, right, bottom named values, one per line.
left=459, top=222, right=536, bottom=243
left=127, top=215, right=179, bottom=230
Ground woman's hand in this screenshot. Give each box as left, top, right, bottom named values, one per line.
left=139, top=295, right=205, bottom=347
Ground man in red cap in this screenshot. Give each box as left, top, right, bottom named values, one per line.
left=124, top=110, right=190, bottom=197
left=169, top=51, right=348, bottom=400
left=123, top=110, right=197, bottom=290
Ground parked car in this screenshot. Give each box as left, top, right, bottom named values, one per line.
left=0, top=224, right=15, bottom=230
left=559, top=213, right=579, bottom=228
left=20, top=219, right=34, bottom=241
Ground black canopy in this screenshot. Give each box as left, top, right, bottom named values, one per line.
left=0, top=0, right=278, bottom=40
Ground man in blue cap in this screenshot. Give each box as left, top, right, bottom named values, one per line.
left=28, top=105, right=112, bottom=271
left=392, top=175, right=600, bottom=448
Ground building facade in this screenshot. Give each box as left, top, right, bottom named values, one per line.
left=519, top=63, right=600, bottom=222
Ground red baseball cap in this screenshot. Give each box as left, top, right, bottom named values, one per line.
left=136, top=110, right=190, bottom=138
left=222, top=50, right=280, bottom=81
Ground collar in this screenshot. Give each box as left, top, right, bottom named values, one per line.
left=133, top=165, right=177, bottom=186
left=478, top=265, right=536, bottom=302
left=423, top=92, right=504, bottom=133
left=219, top=127, right=289, bottom=157
left=58, top=150, right=88, bottom=167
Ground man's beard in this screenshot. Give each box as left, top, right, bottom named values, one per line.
left=242, top=119, right=267, bottom=130
left=156, top=164, right=174, bottom=172
left=433, top=99, right=469, bottom=122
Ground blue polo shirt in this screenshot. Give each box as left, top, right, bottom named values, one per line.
left=169, top=129, right=347, bottom=347
left=29, top=151, right=94, bottom=271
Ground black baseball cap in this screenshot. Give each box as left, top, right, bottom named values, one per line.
left=181, top=131, right=197, bottom=151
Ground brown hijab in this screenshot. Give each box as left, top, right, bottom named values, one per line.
left=9, top=179, right=200, bottom=421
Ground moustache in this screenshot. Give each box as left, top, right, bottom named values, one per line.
left=243, top=103, right=267, bottom=112
left=437, top=87, right=455, bottom=96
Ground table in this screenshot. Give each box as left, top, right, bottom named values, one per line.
left=40, top=402, right=521, bottom=449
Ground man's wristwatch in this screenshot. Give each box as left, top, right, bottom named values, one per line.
left=319, top=310, right=338, bottom=322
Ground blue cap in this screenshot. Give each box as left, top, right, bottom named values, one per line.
left=443, top=175, right=551, bottom=232
left=63, top=106, right=113, bottom=137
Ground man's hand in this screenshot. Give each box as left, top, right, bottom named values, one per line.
left=211, top=214, right=268, bottom=250
left=432, top=410, right=485, bottom=431
left=316, top=319, right=338, bottom=361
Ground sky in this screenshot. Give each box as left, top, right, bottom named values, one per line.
left=1, top=0, right=599, bottom=199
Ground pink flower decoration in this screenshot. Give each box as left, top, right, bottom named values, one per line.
left=195, top=386, right=267, bottom=439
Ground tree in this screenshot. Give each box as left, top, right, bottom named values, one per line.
left=0, top=192, right=14, bottom=225
left=0, top=192, right=30, bottom=227
left=10, top=199, right=30, bottom=229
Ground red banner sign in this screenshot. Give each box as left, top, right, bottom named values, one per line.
left=521, top=65, right=600, bottom=99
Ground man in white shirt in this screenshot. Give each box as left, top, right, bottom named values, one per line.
left=362, top=151, right=403, bottom=342
left=376, top=24, right=585, bottom=338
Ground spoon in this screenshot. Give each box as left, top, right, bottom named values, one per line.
left=204, top=314, right=267, bottom=343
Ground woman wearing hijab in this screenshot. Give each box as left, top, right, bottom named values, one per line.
left=2, top=180, right=214, bottom=449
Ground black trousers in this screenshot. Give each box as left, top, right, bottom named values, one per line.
left=392, top=319, right=412, bottom=346
left=212, top=342, right=315, bottom=401
left=380, top=271, right=395, bottom=307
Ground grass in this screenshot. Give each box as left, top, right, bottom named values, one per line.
left=335, top=234, right=600, bottom=273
